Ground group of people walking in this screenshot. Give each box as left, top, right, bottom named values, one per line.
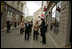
left=19, top=18, right=48, bottom=44
left=6, top=17, right=47, bottom=44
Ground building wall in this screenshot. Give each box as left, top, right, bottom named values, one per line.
left=1, top=1, right=26, bottom=29
left=58, top=1, right=71, bottom=47
left=1, top=7, right=7, bottom=29
left=46, top=1, right=71, bottom=48
left=33, top=7, right=42, bottom=24
left=14, top=1, right=18, bottom=10
left=21, top=1, right=26, bottom=12
left=6, top=1, right=26, bottom=13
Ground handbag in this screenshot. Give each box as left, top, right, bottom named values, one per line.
left=37, top=32, right=39, bottom=35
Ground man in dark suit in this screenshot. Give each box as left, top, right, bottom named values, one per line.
left=29, top=21, right=33, bottom=36
left=6, top=14, right=12, bottom=33
left=6, top=21, right=10, bottom=33
left=25, top=21, right=30, bottom=41
left=40, top=18, right=46, bottom=44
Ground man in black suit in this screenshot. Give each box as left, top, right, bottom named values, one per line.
left=40, top=18, right=46, bottom=44
left=25, top=21, right=30, bottom=41
left=29, top=21, right=33, bottom=36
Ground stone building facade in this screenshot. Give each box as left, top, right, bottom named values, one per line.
left=42, top=1, right=71, bottom=48
left=33, top=7, right=42, bottom=24
left=1, top=1, right=26, bottom=30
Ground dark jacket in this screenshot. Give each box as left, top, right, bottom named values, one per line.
left=25, top=23, right=30, bottom=33
left=40, top=18, right=46, bottom=36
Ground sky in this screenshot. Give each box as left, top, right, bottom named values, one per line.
left=25, top=1, right=42, bottom=16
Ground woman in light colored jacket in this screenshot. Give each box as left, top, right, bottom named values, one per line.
left=33, top=20, right=39, bottom=40
left=19, top=20, right=24, bottom=34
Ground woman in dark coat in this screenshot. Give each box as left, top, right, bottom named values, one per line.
left=40, top=18, right=46, bottom=44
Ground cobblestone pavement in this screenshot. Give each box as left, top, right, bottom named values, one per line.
left=1, top=27, right=56, bottom=48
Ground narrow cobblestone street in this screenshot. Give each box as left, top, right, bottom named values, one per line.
left=1, top=27, right=55, bottom=48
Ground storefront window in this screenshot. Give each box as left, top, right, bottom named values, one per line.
left=51, top=1, right=61, bottom=34
left=16, top=15, right=18, bottom=21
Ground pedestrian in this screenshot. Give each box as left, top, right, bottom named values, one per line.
left=6, top=21, right=11, bottom=33
left=33, top=20, right=39, bottom=40
left=6, top=12, right=12, bottom=33
left=14, top=18, right=17, bottom=29
left=25, top=21, right=30, bottom=41
left=9, top=21, right=12, bottom=31
left=19, top=20, right=24, bottom=34
left=45, top=23, right=48, bottom=33
left=29, top=21, right=33, bottom=36
left=39, top=18, right=46, bottom=44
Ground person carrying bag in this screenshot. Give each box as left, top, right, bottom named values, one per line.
left=19, top=20, right=24, bottom=34
left=33, top=20, right=39, bottom=40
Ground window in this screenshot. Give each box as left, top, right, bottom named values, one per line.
left=12, top=1, right=14, bottom=5
left=21, top=3, right=23, bottom=11
left=21, top=3, right=23, bottom=7
left=17, top=1, right=20, bottom=9
left=50, top=5, right=56, bottom=33
left=17, top=1, right=20, bottom=4
left=50, top=1, right=61, bottom=35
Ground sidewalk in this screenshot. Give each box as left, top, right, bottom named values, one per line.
left=1, top=26, right=19, bottom=32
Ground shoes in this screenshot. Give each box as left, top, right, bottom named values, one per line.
left=41, top=41, right=43, bottom=43
left=25, top=39, right=26, bottom=40
left=33, top=38, right=35, bottom=40
left=20, top=33, right=23, bottom=34
left=7, top=31, right=10, bottom=33
left=27, top=38, right=29, bottom=40
left=25, top=39, right=29, bottom=41
left=35, top=38, right=38, bottom=41
left=42, top=42, right=46, bottom=44
left=27, top=39, right=29, bottom=41
left=7, top=32, right=10, bottom=33
left=41, top=41, right=46, bottom=44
